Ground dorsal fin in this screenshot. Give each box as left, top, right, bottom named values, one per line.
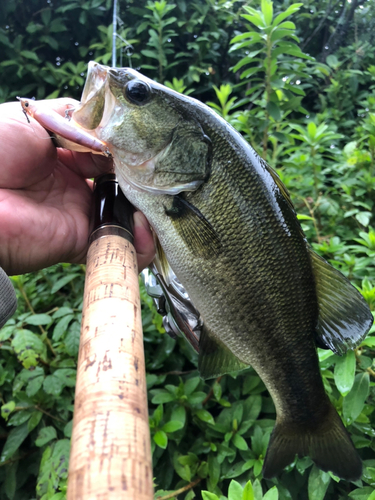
left=265, top=162, right=295, bottom=213
left=310, top=250, right=373, bottom=354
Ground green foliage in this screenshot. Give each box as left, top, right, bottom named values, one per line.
left=1, top=0, right=375, bottom=499
left=230, top=1, right=312, bottom=157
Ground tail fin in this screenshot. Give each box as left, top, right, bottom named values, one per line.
left=262, top=404, right=362, bottom=481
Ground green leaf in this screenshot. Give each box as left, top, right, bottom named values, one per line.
left=43, top=369, right=76, bottom=396
left=263, top=0, right=274, bottom=24
left=188, top=392, right=207, bottom=405
left=11, top=330, right=46, bottom=368
left=343, top=372, right=370, bottom=423
left=28, top=410, right=42, bottom=432
left=37, top=439, right=70, bottom=495
left=232, top=433, right=248, bottom=450
left=0, top=326, right=15, bottom=342
left=213, top=381, right=222, bottom=401
left=349, top=487, right=375, bottom=500
left=252, top=479, right=263, bottom=499
left=52, top=307, right=74, bottom=319
left=141, top=49, right=160, bottom=60
left=184, top=376, right=200, bottom=395
left=162, top=420, right=184, bottom=433
left=267, top=101, right=281, bottom=121
left=41, top=8, right=51, bottom=25
left=8, top=409, right=33, bottom=427
left=271, top=28, right=297, bottom=43
left=208, top=454, right=220, bottom=489
left=307, top=122, right=317, bottom=139
left=170, top=405, right=186, bottom=426
left=297, top=214, right=314, bottom=221
left=178, top=454, right=198, bottom=466
left=153, top=404, right=163, bottom=427
left=355, top=212, right=372, bottom=227
left=173, top=453, right=192, bottom=481
left=202, top=493, right=219, bottom=500
left=272, top=4, right=302, bottom=26
left=326, top=55, right=339, bottom=69
left=26, top=368, right=44, bottom=397
left=242, top=481, right=254, bottom=500
left=241, top=15, right=264, bottom=28
left=51, top=274, right=80, bottom=294
left=25, top=314, right=52, bottom=326
left=1, top=422, right=29, bottom=462
left=151, top=390, right=175, bottom=404
left=4, top=462, right=17, bottom=500
left=334, top=351, right=356, bottom=396
left=196, top=409, right=215, bottom=425
left=308, top=466, right=331, bottom=500
left=52, top=314, right=74, bottom=341
left=64, top=420, right=73, bottom=438
left=35, top=426, right=57, bottom=447
left=263, top=486, right=279, bottom=500
left=185, top=490, right=196, bottom=500
left=1, top=401, right=15, bottom=420
left=277, top=21, right=295, bottom=30
left=241, top=66, right=263, bottom=80
left=222, top=461, right=248, bottom=479
left=244, top=395, right=262, bottom=421
left=228, top=480, right=243, bottom=500
left=154, top=430, right=168, bottom=449
left=43, top=375, right=64, bottom=396
left=20, top=50, right=40, bottom=61
left=64, top=322, right=80, bottom=356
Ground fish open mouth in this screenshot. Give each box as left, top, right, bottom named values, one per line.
left=81, top=61, right=109, bottom=104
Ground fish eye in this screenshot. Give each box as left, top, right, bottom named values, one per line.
left=124, top=80, right=151, bottom=105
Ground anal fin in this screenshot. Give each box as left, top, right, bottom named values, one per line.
left=198, top=325, right=249, bottom=379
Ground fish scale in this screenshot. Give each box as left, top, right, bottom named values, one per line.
left=69, top=61, right=373, bottom=481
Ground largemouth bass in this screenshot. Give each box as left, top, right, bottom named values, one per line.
left=53, top=62, right=375, bottom=480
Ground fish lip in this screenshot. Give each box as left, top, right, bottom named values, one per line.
left=81, top=61, right=110, bottom=104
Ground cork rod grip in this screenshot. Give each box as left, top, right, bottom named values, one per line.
left=67, top=233, right=153, bottom=499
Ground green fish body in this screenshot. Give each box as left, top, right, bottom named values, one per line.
left=72, top=62, right=373, bottom=480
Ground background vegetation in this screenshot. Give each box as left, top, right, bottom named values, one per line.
left=0, top=0, right=375, bottom=498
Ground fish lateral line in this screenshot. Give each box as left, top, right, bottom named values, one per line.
left=17, top=97, right=112, bottom=157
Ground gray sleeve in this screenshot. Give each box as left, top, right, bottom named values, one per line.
left=0, top=267, right=17, bottom=328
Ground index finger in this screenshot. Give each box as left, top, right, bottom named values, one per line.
left=0, top=99, right=74, bottom=188
left=0, top=98, right=112, bottom=188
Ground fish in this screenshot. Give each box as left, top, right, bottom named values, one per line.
left=29, top=61, right=374, bottom=481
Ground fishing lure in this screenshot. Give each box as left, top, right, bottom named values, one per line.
left=18, top=97, right=112, bottom=157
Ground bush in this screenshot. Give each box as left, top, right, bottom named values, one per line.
left=1, top=0, right=375, bottom=498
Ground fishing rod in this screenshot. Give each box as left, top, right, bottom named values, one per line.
left=67, top=175, right=153, bottom=499
left=67, top=2, right=153, bottom=498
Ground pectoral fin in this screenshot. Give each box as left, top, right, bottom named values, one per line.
left=165, top=195, right=222, bottom=258
left=198, top=325, right=249, bottom=379
left=153, top=235, right=175, bottom=286
left=311, top=250, right=373, bottom=354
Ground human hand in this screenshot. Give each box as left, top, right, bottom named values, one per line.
left=0, top=98, right=155, bottom=275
